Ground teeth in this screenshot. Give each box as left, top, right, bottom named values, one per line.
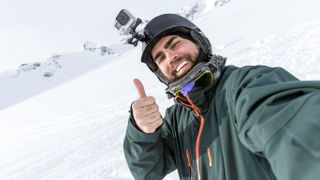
left=176, top=61, right=188, bottom=72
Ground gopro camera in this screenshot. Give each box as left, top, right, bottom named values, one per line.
left=114, top=9, right=145, bottom=46
left=115, top=9, right=136, bottom=35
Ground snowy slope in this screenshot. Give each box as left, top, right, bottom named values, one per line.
left=0, top=44, right=133, bottom=110
left=1, top=0, right=320, bottom=179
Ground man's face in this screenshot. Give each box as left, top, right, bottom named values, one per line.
left=151, top=35, right=199, bottom=82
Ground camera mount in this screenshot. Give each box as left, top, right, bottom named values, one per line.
left=114, top=9, right=145, bottom=46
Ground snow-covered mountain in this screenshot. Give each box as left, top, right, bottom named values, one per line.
left=0, top=0, right=320, bottom=179
left=0, top=43, right=134, bottom=110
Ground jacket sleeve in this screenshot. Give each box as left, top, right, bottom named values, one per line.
left=228, top=66, right=320, bottom=180
left=123, top=109, right=176, bottom=180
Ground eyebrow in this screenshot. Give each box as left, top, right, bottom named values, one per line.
left=164, top=36, right=177, bottom=49
left=153, top=36, right=178, bottom=62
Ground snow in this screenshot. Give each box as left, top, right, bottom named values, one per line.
left=1, top=0, right=320, bottom=179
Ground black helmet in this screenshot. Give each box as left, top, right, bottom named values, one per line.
left=141, top=14, right=213, bottom=85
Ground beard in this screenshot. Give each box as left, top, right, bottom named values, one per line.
left=168, top=53, right=199, bottom=83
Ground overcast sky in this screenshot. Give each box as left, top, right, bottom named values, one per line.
left=0, top=0, right=197, bottom=70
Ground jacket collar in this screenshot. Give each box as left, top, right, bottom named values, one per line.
left=173, top=55, right=227, bottom=114
left=174, top=67, right=224, bottom=115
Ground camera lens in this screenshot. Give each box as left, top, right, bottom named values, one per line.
left=116, top=11, right=130, bottom=25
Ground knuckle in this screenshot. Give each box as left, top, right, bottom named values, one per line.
left=154, top=104, right=159, bottom=111
left=150, top=96, right=156, bottom=103
left=159, top=118, right=164, bottom=124
left=146, top=96, right=155, bottom=103
left=157, top=116, right=163, bottom=123
left=155, top=112, right=161, bottom=119
left=150, top=104, right=158, bottom=112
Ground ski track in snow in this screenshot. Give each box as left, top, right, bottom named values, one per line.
left=0, top=87, right=174, bottom=180
left=229, top=20, right=320, bottom=80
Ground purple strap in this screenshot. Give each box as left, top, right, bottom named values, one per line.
left=180, top=82, right=195, bottom=97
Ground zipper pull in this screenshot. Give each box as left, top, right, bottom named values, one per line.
left=207, top=147, right=213, bottom=167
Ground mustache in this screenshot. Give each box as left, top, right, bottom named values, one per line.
left=169, top=55, right=194, bottom=81
left=173, top=55, right=192, bottom=64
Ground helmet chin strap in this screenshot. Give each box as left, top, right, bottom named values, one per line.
left=165, top=54, right=226, bottom=99
left=190, top=28, right=212, bottom=59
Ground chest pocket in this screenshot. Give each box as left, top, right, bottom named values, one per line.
left=199, top=137, right=224, bottom=179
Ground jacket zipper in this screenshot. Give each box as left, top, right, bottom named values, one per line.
left=176, top=95, right=206, bottom=180
left=186, top=96, right=205, bottom=180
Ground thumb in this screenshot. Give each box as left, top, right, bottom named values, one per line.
left=133, top=78, right=147, bottom=99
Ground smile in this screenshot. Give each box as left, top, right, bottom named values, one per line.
left=176, top=61, right=189, bottom=72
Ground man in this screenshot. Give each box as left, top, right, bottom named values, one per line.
left=123, top=13, right=320, bottom=180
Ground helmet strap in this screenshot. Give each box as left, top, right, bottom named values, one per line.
left=190, top=29, right=212, bottom=61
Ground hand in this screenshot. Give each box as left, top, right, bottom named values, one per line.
left=132, top=79, right=163, bottom=133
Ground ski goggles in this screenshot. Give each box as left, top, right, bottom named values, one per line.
left=165, top=62, right=216, bottom=98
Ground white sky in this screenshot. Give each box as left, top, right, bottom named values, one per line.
left=0, top=0, right=197, bottom=70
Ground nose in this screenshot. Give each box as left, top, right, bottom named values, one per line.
left=164, top=49, right=178, bottom=64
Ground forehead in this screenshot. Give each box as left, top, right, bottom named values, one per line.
left=151, top=35, right=178, bottom=55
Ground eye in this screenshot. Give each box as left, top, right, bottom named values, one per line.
left=170, top=41, right=180, bottom=50
left=155, top=53, right=165, bottom=64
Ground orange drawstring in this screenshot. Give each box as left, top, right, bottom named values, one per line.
left=176, top=94, right=206, bottom=180
left=187, top=96, right=205, bottom=180
left=185, top=149, right=192, bottom=179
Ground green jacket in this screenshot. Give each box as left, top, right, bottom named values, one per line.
left=124, top=65, right=320, bottom=180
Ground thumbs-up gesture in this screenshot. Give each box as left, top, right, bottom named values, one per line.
left=132, top=79, right=163, bottom=133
